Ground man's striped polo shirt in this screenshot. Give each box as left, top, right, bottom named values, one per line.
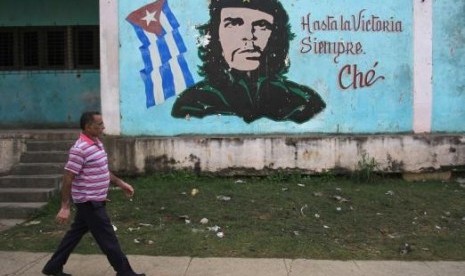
left=65, top=133, right=110, bottom=203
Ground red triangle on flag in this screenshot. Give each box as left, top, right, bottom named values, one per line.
left=126, top=0, right=165, bottom=35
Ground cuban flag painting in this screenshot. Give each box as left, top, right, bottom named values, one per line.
left=126, top=0, right=194, bottom=108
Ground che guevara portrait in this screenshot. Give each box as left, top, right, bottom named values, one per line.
left=171, top=0, right=326, bottom=123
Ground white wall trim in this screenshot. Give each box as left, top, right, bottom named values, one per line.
left=100, top=0, right=121, bottom=135
left=413, top=0, right=433, bottom=133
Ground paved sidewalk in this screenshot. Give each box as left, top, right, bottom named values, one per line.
left=1, top=251, right=465, bottom=276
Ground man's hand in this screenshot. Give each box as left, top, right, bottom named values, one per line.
left=56, top=207, right=71, bottom=224
left=56, top=170, right=74, bottom=224
left=120, top=182, right=135, bottom=198
left=110, top=173, right=135, bottom=198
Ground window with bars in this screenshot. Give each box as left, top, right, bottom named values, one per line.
left=0, top=31, right=15, bottom=67
left=0, top=26, right=99, bottom=70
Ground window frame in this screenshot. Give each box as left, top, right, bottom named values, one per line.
left=73, top=26, right=100, bottom=69
left=0, top=27, right=19, bottom=70
left=0, top=25, right=99, bottom=71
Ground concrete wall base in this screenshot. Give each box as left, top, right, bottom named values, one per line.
left=402, top=171, right=452, bottom=182
left=2, top=132, right=464, bottom=176
left=102, top=134, right=465, bottom=176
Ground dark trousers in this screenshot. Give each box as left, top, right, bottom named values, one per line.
left=43, top=201, right=133, bottom=273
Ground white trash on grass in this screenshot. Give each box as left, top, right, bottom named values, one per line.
left=207, top=225, right=221, bottom=232
left=385, top=190, right=395, bottom=196
left=216, top=195, right=231, bottom=201
left=128, top=227, right=140, bottom=232
left=24, top=220, right=41, bottom=226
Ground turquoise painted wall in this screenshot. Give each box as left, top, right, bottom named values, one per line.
left=432, top=0, right=465, bottom=132
left=119, top=0, right=415, bottom=135
left=0, top=72, right=100, bottom=128
left=0, top=0, right=99, bottom=128
left=0, top=0, right=98, bottom=26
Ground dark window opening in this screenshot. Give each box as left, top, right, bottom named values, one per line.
left=22, top=31, right=39, bottom=67
left=0, top=26, right=99, bottom=71
left=74, top=27, right=100, bottom=68
left=46, top=30, right=66, bottom=67
left=0, top=31, right=15, bottom=67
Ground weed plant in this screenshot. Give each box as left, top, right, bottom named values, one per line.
left=352, top=153, right=382, bottom=183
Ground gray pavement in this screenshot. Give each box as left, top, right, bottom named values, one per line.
left=1, top=251, right=465, bottom=276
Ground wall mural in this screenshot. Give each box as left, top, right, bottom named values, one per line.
left=127, top=0, right=326, bottom=124
left=171, top=0, right=326, bottom=123
left=121, top=0, right=413, bottom=135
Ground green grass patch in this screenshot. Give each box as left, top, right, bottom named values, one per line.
left=1, top=174, right=465, bottom=260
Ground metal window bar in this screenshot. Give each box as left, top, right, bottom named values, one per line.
left=22, top=31, right=39, bottom=67
left=0, top=31, right=15, bottom=67
left=46, top=29, right=66, bottom=68
left=74, top=26, right=99, bottom=69
left=0, top=25, right=99, bottom=71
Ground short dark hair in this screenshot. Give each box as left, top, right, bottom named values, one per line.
left=197, top=0, right=294, bottom=79
left=80, top=111, right=101, bottom=130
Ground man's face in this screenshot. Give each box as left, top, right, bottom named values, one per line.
left=85, top=115, right=105, bottom=138
left=218, top=7, right=274, bottom=71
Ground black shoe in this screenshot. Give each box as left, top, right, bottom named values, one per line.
left=116, top=272, right=145, bottom=276
left=42, top=268, right=72, bottom=276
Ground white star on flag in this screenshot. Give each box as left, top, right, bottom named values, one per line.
left=142, top=10, right=158, bottom=26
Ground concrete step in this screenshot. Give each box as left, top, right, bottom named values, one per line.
left=0, top=188, right=56, bottom=202
left=26, top=140, right=74, bottom=152
left=0, top=132, right=75, bottom=221
left=11, top=163, right=64, bottom=175
left=20, top=151, right=68, bottom=163
left=0, top=175, right=62, bottom=188
left=0, top=219, right=25, bottom=231
left=0, top=202, right=48, bottom=219
left=0, top=129, right=79, bottom=140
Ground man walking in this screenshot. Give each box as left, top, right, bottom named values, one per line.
left=42, top=111, right=145, bottom=276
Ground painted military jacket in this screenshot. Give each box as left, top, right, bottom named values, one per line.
left=171, top=71, right=326, bottom=124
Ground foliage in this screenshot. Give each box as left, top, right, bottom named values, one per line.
left=352, top=152, right=381, bottom=182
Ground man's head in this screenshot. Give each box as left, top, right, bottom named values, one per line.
left=80, top=111, right=105, bottom=138
left=198, top=0, right=293, bottom=78
left=219, top=7, right=273, bottom=71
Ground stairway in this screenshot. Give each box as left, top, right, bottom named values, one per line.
left=0, top=134, right=77, bottom=222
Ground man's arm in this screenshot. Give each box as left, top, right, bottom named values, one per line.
left=55, top=170, right=75, bottom=224
left=110, top=173, right=135, bottom=198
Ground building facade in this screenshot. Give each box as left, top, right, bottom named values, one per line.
left=1, top=0, right=464, bottom=174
